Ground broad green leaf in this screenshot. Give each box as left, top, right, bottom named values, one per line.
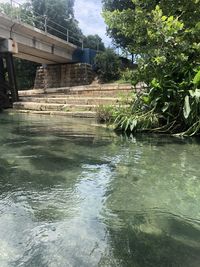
left=193, top=70, right=200, bottom=87
left=142, top=95, right=150, bottom=104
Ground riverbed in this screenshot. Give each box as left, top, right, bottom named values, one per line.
left=0, top=113, right=200, bottom=267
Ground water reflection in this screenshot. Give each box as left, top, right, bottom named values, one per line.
left=0, top=113, right=200, bottom=266
left=101, top=212, right=200, bottom=267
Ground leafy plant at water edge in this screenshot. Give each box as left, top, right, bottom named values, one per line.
left=96, top=104, right=116, bottom=123
left=96, top=91, right=160, bottom=133
left=96, top=91, right=134, bottom=124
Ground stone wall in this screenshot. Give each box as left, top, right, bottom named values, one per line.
left=34, top=63, right=95, bottom=89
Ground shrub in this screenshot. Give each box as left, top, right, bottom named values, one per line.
left=94, top=48, right=120, bottom=83
left=103, top=2, right=200, bottom=135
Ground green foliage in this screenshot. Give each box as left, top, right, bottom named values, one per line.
left=30, top=0, right=83, bottom=43
left=95, top=48, right=121, bottom=82
left=14, top=59, right=38, bottom=90
left=96, top=91, right=134, bottom=124
left=0, top=3, right=14, bottom=16
left=102, top=0, right=135, bottom=50
left=120, top=68, right=136, bottom=83
left=114, top=110, right=159, bottom=133
left=96, top=104, right=115, bottom=123
left=102, top=0, right=200, bottom=135
left=193, top=70, right=200, bottom=88
left=0, top=2, right=34, bottom=25
left=101, top=93, right=159, bottom=133
left=83, top=35, right=105, bottom=51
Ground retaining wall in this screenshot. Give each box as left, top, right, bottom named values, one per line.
left=34, top=63, right=95, bottom=89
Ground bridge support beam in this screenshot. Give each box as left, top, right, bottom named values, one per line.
left=0, top=53, right=18, bottom=109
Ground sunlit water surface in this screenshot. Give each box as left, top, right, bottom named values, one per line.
left=0, top=113, right=200, bottom=267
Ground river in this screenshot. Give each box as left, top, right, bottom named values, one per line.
left=0, top=113, right=200, bottom=267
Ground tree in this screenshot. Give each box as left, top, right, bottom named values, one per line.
left=83, top=35, right=105, bottom=51
left=102, top=0, right=200, bottom=135
left=95, top=48, right=120, bottom=82
left=14, top=59, right=38, bottom=90
left=0, top=2, right=34, bottom=25
left=30, top=0, right=83, bottom=45
left=102, top=0, right=135, bottom=50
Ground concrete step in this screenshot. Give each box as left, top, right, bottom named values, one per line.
left=67, top=89, right=132, bottom=97
left=6, top=109, right=96, bottom=118
left=13, top=83, right=137, bottom=118
left=19, top=90, right=132, bottom=98
left=13, top=102, right=97, bottom=112
left=19, top=96, right=122, bottom=105
left=18, top=84, right=134, bottom=97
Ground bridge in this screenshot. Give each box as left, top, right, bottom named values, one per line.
left=0, top=1, right=95, bottom=109
left=0, top=13, right=79, bottom=64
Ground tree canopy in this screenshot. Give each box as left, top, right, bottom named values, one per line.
left=30, top=0, right=83, bottom=44
left=102, top=0, right=134, bottom=49
left=103, top=0, right=200, bottom=52
left=95, top=48, right=120, bottom=82
left=84, top=35, right=105, bottom=51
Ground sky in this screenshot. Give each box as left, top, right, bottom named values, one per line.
left=74, top=0, right=111, bottom=46
left=1, top=0, right=112, bottom=46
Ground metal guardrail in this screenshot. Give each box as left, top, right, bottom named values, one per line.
left=0, top=0, right=84, bottom=48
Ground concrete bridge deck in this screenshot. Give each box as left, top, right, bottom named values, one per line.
left=0, top=13, right=78, bottom=64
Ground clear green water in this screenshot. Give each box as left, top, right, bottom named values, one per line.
left=0, top=113, right=200, bottom=267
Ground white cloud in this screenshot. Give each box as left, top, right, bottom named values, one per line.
left=74, top=0, right=111, bottom=46
left=0, top=0, right=25, bottom=3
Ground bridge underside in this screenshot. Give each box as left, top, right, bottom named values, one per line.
left=14, top=45, right=71, bottom=65
left=14, top=43, right=74, bottom=65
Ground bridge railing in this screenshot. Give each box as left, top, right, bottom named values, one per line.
left=0, top=0, right=84, bottom=48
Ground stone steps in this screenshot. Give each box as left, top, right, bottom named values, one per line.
left=19, top=91, right=131, bottom=98
left=18, top=84, right=134, bottom=97
left=12, top=83, right=135, bottom=118
left=19, top=96, right=122, bottom=105
left=7, top=109, right=96, bottom=118
left=13, top=102, right=97, bottom=112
